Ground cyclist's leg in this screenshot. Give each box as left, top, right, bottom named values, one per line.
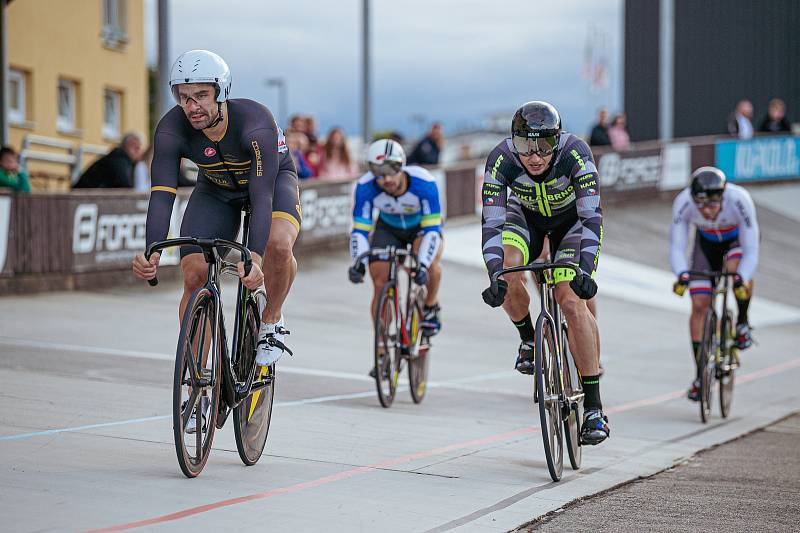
left=723, top=243, right=753, bottom=347
left=412, top=232, right=443, bottom=307
left=502, top=197, right=542, bottom=327
left=261, top=174, right=301, bottom=324
left=368, top=219, right=403, bottom=321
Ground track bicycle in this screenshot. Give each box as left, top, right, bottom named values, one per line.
left=353, top=245, right=431, bottom=408
left=146, top=205, right=278, bottom=477
left=491, top=262, right=584, bottom=482
left=678, top=270, right=740, bottom=423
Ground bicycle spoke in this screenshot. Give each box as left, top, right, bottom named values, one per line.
left=182, top=387, right=200, bottom=433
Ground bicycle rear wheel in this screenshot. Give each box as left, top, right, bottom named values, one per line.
left=560, top=322, right=582, bottom=471
left=535, top=315, right=564, bottom=482
left=699, top=310, right=716, bottom=424
left=408, top=298, right=430, bottom=404
left=718, top=309, right=736, bottom=418
left=234, top=297, right=275, bottom=466
left=173, top=287, right=220, bottom=478
left=374, top=283, right=400, bottom=408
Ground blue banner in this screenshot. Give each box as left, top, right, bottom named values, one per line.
left=715, top=136, right=800, bottom=182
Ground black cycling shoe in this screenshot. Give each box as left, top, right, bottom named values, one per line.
left=515, top=341, right=536, bottom=375
left=734, top=323, right=753, bottom=350
left=421, top=304, right=441, bottom=336
left=369, top=354, right=391, bottom=379
left=580, top=408, right=610, bottom=445
left=687, top=378, right=701, bottom=402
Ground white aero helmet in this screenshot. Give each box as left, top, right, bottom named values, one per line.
left=367, top=139, right=406, bottom=176
left=169, top=50, right=231, bottom=103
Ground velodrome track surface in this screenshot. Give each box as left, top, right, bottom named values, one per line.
left=1, top=183, right=798, bottom=532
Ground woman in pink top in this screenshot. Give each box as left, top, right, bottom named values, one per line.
left=608, top=113, right=631, bottom=151
left=319, top=127, right=358, bottom=180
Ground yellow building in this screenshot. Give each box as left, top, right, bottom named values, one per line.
left=6, top=0, right=147, bottom=188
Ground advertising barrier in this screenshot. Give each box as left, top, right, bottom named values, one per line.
left=715, top=135, right=800, bottom=183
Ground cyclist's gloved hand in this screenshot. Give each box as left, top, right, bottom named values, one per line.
left=348, top=262, right=366, bottom=284
left=570, top=273, right=597, bottom=300
left=482, top=279, right=508, bottom=308
left=733, top=274, right=750, bottom=300
left=673, top=273, right=690, bottom=296
left=414, top=265, right=429, bottom=286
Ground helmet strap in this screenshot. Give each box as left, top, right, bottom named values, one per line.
left=204, top=102, right=224, bottom=130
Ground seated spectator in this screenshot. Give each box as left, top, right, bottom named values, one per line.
left=0, top=146, right=31, bottom=193
left=319, top=127, right=357, bottom=180
left=608, top=113, right=631, bottom=151
left=287, top=131, right=313, bottom=179
left=589, top=108, right=611, bottom=147
left=408, top=122, right=444, bottom=166
left=74, top=132, right=142, bottom=188
left=726, top=99, right=754, bottom=139
left=759, top=98, right=791, bottom=134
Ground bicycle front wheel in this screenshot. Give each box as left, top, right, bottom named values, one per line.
left=234, top=297, right=275, bottom=466
left=173, top=287, right=220, bottom=478
left=374, top=283, right=400, bottom=408
left=560, top=322, right=582, bottom=471
left=535, top=315, right=564, bottom=482
left=408, top=298, right=430, bottom=404
left=699, top=310, right=716, bottom=424
left=718, top=309, right=736, bottom=418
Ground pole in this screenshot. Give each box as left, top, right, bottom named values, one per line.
left=157, top=0, right=172, bottom=117
left=361, top=0, right=370, bottom=144
left=659, top=0, right=674, bottom=141
left=265, top=78, right=286, bottom=128
left=1, top=0, right=9, bottom=145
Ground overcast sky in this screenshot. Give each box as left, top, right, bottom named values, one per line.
left=144, top=0, right=623, bottom=140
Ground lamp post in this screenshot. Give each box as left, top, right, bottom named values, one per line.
left=361, top=0, right=370, bottom=143
left=265, top=78, right=287, bottom=129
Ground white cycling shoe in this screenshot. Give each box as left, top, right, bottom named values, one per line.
left=184, top=395, right=210, bottom=434
left=256, top=315, right=293, bottom=366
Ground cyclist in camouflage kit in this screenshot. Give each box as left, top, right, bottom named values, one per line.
left=480, top=101, right=609, bottom=445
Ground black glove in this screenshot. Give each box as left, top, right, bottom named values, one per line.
left=482, top=279, right=508, bottom=308
left=348, top=262, right=366, bottom=284
left=414, top=265, right=429, bottom=286
left=570, top=273, right=597, bottom=300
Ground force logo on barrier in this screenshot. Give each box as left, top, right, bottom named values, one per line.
left=299, top=186, right=351, bottom=239
left=597, top=151, right=661, bottom=190
left=73, top=204, right=147, bottom=262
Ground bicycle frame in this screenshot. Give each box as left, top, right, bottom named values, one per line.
left=146, top=208, right=272, bottom=411
left=681, top=269, right=738, bottom=369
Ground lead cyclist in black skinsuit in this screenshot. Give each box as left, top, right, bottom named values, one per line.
left=132, top=50, right=301, bottom=373
left=480, top=101, right=609, bottom=445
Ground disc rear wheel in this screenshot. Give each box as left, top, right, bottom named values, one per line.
left=718, top=310, right=736, bottom=418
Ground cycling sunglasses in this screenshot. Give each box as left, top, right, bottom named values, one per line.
left=369, top=161, right=403, bottom=177
left=512, top=134, right=558, bottom=157
left=692, top=192, right=723, bottom=208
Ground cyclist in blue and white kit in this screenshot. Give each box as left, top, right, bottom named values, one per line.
left=348, top=139, right=444, bottom=344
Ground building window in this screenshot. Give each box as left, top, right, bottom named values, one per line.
left=57, top=79, right=78, bottom=132
left=103, top=89, right=122, bottom=140
left=102, top=0, right=128, bottom=48
left=8, top=69, right=26, bottom=124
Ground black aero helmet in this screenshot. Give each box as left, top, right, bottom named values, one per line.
left=511, top=101, right=562, bottom=157
left=690, top=166, right=727, bottom=200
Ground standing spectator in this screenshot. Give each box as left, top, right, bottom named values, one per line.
left=408, top=122, right=444, bottom=166
left=287, top=131, right=313, bottom=179
left=726, top=99, right=754, bottom=139
left=0, top=146, right=31, bottom=193
left=759, top=98, right=791, bottom=134
left=607, top=113, right=631, bottom=151
left=74, top=132, right=142, bottom=188
left=288, top=114, right=306, bottom=134
left=588, top=108, right=611, bottom=147
left=319, top=127, right=357, bottom=179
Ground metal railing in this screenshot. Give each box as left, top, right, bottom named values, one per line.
left=19, top=134, right=109, bottom=185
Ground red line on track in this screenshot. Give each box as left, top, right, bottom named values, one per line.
left=87, top=357, right=800, bottom=532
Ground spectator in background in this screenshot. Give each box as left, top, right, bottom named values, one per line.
left=319, top=127, right=357, bottom=180
left=0, top=146, right=31, bottom=193
left=727, top=99, right=754, bottom=139
left=74, top=132, right=142, bottom=188
left=588, top=108, right=611, bottom=147
left=408, top=122, right=444, bottom=166
left=303, top=115, right=322, bottom=175
left=288, top=114, right=306, bottom=134
left=133, top=144, right=154, bottom=193
left=607, top=113, right=631, bottom=151
left=287, top=131, right=313, bottom=179
left=759, top=98, right=791, bottom=134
